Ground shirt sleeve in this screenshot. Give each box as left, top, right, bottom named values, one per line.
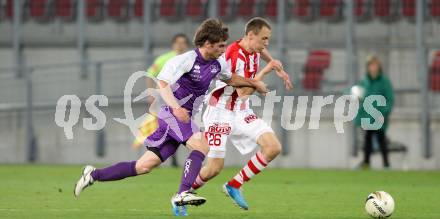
left=156, top=51, right=196, bottom=84
left=217, top=54, right=232, bottom=81
left=227, top=51, right=245, bottom=77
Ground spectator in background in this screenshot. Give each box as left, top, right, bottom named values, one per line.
left=132, top=34, right=190, bottom=168
left=355, top=55, right=394, bottom=169
left=145, top=33, right=190, bottom=83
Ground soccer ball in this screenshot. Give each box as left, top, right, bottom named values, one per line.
left=365, top=191, right=395, bottom=218
left=350, top=85, right=365, bottom=100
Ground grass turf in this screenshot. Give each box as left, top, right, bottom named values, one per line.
left=0, top=165, right=439, bottom=219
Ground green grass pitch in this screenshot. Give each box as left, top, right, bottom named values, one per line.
left=0, top=165, right=439, bottom=219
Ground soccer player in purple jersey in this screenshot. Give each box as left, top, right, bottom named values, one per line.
left=73, top=18, right=268, bottom=216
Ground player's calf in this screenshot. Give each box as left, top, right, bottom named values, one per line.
left=259, top=132, right=282, bottom=162
left=177, top=132, right=210, bottom=195
left=192, top=157, right=224, bottom=190
left=260, top=140, right=282, bottom=162
left=201, top=157, right=224, bottom=180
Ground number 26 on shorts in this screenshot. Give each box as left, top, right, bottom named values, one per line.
left=204, top=132, right=222, bottom=146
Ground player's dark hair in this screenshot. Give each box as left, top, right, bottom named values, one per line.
left=193, top=18, right=229, bottom=47
left=245, top=17, right=271, bottom=35
left=171, top=33, right=189, bottom=45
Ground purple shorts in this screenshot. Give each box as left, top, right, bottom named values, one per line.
left=144, top=106, right=200, bottom=162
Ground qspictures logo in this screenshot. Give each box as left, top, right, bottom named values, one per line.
left=54, top=71, right=388, bottom=143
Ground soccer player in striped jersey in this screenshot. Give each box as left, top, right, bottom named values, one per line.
left=191, top=17, right=293, bottom=210
left=73, top=18, right=268, bottom=216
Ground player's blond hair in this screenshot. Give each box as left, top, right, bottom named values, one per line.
left=245, top=17, right=271, bottom=35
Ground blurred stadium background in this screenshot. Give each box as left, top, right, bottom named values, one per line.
left=0, top=0, right=439, bottom=170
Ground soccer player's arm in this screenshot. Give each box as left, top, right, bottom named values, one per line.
left=239, top=49, right=292, bottom=96
left=238, top=62, right=275, bottom=96
left=261, top=49, right=280, bottom=69
left=218, top=58, right=268, bottom=95
left=156, top=55, right=192, bottom=122
left=260, top=49, right=293, bottom=90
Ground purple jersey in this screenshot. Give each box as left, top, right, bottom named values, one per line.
left=157, top=49, right=231, bottom=114
left=145, top=49, right=232, bottom=157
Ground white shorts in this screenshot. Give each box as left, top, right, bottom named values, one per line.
left=203, top=105, right=274, bottom=158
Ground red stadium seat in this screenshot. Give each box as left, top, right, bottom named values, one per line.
left=430, top=67, right=440, bottom=75
left=107, top=0, right=129, bottom=21
left=292, top=0, right=314, bottom=20
left=373, top=0, right=399, bottom=20
left=160, top=0, right=177, bottom=17
left=237, top=0, right=257, bottom=18
left=29, top=0, right=52, bottom=21
left=429, top=73, right=440, bottom=91
left=319, top=0, right=342, bottom=19
left=374, top=0, right=391, bottom=17
left=431, top=0, right=440, bottom=18
left=4, top=0, right=13, bottom=19
left=355, top=0, right=372, bottom=21
left=264, top=0, right=277, bottom=18
left=355, top=0, right=365, bottom=16
left=305, top=50, right=331, bottom=70
left=134, top=0, right=143, bottom=17
left=219, top=0, right=234, bottom=20
left=430, top=53, right=440, bottom=73
left=159, top=0, right=182, bottom=20
left=429, top=51, right=440, bottom=91
left=402, top=0, right=415, bottom=18
left=302, top=50, right=331, bottom=91
left=431, top=51, right=440, bottom=68
left=86, top=0, right=104, bottom=21
left=186, top=0, right=208, bottom=20
left=433, top=51, right=440, bottom=63
left=302, top=71, right=323, bottom=90
left=55, top=0, right=76, bottom=21
left=134, top=0, right=157, bottom=20
left=4, top=0, right=29, bottom=21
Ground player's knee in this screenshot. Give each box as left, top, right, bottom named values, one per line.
left=193, top=142, right=210, bottom=155
left=135, top=160, right=152, bottom=174
left=200, top=145, right=210, bottom=155
left=188, top=133, right=210, bottom=155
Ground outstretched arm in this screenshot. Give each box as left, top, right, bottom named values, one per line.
left=260, top=49, right=293, bottom=90
left=261, top=49, right=283, bottom=71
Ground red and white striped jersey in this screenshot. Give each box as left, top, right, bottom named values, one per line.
left=208, top=40, right=260, bottom=111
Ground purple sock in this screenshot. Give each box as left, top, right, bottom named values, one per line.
left=178, top=150, right=205, bottom=194
left=91, top=161, right=137, bottom=182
